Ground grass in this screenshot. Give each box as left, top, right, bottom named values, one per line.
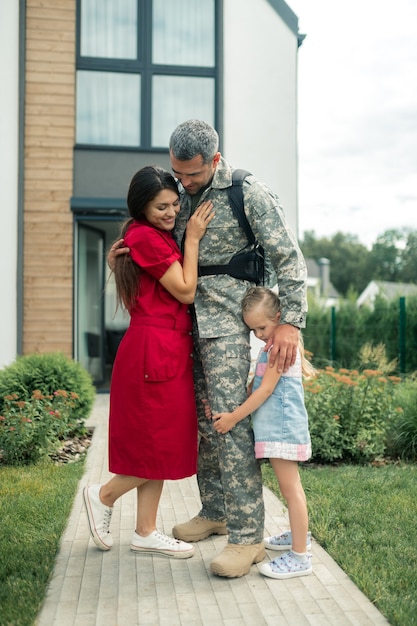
left=262, top=462, right=417, bottom=626
left=0, top=459, right=86, bottom=626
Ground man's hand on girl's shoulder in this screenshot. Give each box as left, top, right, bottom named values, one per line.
left=266, top=324, right=299, bottom=373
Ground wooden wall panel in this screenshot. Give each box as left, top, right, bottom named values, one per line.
left=23, top=0, right=75, bottom=356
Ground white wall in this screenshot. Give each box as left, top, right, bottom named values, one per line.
left=0, top=0, right=19, bottom=368
left=223, top=0, right=299, bottom=238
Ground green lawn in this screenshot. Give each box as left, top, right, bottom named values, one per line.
left=262, top=462, right=417, bottom=626
left=0, top=460, right=86, bottom=626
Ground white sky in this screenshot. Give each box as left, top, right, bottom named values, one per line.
left=286, top=0, right=417, bottom=248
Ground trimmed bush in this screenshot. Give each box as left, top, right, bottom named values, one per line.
left=0, top=353, right=95, bottom=433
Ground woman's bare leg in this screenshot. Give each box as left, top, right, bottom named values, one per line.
left=99, top=475, right=145, bottom=507
left=135, top=480, right=164, bottom=536
left=98, top=476, right=164, bottom=535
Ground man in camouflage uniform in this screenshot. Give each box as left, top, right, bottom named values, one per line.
left=169, top=120, right=307, bottom=577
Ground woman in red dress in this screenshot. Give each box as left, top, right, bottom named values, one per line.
left=83, top=165, right=214, bottom=558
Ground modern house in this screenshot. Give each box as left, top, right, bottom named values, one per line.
left=1, top=0, right=304, bottom=388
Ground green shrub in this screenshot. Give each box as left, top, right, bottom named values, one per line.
left=303, top=375, right=344, bottom=462
left=303, top=296, right=332, bottom=368
left=0, top=352, right=95, bottom=430
left=304, top=366, right=401, bottom=463
left=0, top=353, right=95, bottom=465
left=0, top=389, right=81, bottom=465
left=386, top=379, right=417, bottom=460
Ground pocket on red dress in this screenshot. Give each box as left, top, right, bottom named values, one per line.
left=143, top=327, right=182, bottom=382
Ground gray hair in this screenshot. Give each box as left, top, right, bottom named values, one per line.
left=169, top=119, right=219, bottom=164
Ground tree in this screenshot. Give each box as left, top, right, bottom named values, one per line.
left=399, top=231, right=417, bottom=283
left=300, top=231, right=370, bottom=296
left=366, top=229, right=405, bottom=282
left=300, top=229, right=417, bottom=296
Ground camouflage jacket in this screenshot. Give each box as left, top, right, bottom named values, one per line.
left=173, top=156, right=307, bottom=338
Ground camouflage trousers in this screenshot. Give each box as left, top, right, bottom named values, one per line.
left=192, top=331, right=265, bottom=545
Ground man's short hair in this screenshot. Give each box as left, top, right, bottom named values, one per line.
left=169, top=119, right=219, bottom=164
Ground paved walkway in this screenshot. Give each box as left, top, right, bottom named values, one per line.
left=36, top=394, right=389, bottom=626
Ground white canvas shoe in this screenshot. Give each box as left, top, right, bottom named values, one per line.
left=131, top=530, right=194, bottom=559
left=83, top=485, right=113, bottom=550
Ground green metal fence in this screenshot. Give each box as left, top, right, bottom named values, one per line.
left=304, top=296, right=417, bottom=375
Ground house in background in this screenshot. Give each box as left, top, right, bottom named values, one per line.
left=357, top=280, right=417, bottom=309
left=1, top=0, right=304, bottom=389
left=305, top=258, right=340, bottom=307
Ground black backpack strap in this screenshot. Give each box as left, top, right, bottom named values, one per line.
left=227, top=169, right=255, bottom=245
left=199, top=263, right=232, bottom=276
left=198, top=169, right=265, bottom=284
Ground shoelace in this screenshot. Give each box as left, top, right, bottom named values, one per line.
left=271, top=552, right=310, bottom=572
left=270, top=533, right=290, bottom=544
left=154, top=530, right=181, bottom=546
left=102, top=507, right=113, bottom=534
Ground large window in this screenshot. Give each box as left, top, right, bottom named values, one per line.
left=76, top=0, right=218, bottom=149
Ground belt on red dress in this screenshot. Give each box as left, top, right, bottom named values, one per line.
left=130, top=315, right=192, bottom=332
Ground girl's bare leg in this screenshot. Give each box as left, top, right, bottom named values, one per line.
left=270, top=458, right=308, bottom=553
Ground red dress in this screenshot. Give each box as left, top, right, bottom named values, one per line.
left=108, top=219, right=198, bottom=480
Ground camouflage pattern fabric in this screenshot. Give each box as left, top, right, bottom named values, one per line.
left=193, top=328, right=265, bottom=545
left=172, top=156, right=307, bottom=545
left=174, top=156, right=308, bottom=339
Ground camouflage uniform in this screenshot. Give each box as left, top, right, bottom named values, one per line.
left=173, top=156, right=307, bottom=545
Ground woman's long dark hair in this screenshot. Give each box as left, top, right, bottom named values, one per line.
left=112, top=165, right=179, bottom=311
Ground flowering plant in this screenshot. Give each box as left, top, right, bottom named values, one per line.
left=304, top=367, right=402, bottom=463
left=0, top=389, right=80, bottom=465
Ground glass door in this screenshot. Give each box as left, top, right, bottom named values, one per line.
left=75, top=224, right=105, bottom=384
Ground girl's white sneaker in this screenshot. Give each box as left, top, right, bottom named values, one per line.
left=264, top=530, right=311, bottom=551
left=260, top=551, right=312, bottom=579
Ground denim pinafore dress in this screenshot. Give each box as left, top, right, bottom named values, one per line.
left=251, top=347, right=312, bottom=461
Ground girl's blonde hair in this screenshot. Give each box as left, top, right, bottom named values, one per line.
left=242, top=287, right=316, bottom=378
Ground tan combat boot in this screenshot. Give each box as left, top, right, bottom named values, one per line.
left=210, top=542, right=266, bottom=578
left=172, top=515, right=228, bottom=542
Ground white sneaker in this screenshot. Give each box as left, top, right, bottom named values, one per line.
left=83, top=485, right=113, bottom=550
left=260, top=551, right=312, bottom=579
left=264, top=530, right=311, bottom=551
left=130, top=530, right=195, bottom=559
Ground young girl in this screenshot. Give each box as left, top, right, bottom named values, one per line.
left=211, top=286, right=315, bottom=579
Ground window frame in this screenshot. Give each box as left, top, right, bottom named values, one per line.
left=75, top=0, right=223, bottom=152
